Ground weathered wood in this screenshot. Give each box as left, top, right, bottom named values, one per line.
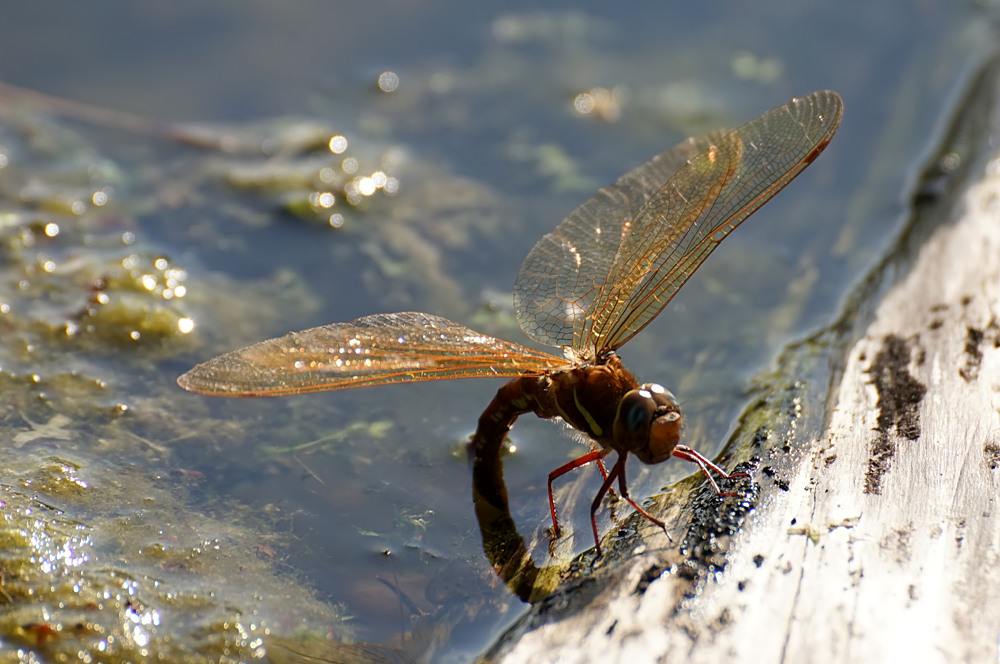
left=483, top=56, right=1000, bottom=664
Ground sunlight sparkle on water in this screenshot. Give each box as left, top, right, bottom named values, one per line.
left=349, top=171, right=395, bottom=201
left=311, top=192, right=336, bottom=208
left=30, top=530, right=92, bottom=574
left=377, top=71, right=399, bottom=92
left=572, top=86, right=627, bottom=123
left=329, top=135, right=348, bottom=154
left=124, top=603, right=160, bottom=648
left=357, top=177, right=377, bottom=196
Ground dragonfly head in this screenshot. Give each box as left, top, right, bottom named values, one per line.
left=613, top=383, right=682, bottom=464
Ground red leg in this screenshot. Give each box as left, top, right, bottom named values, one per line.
left=614, top=457, right=666, bottom=533
left=585, top=454, right=669, bottom=556
left=548, top=449, right=609, bottom=537
left=597, top=458, right=610, bottom=481
left=672, top=444, right=750, bottom=496
left=588, top=455, right=624, bottom=557
left=593, top=447, right=616, bottom=504
left=592, top=445, right=616, bottom=503
left=588, top=452, right=673, bottom=555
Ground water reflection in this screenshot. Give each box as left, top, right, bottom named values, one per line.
left=471, top=438, right=562, bottom=603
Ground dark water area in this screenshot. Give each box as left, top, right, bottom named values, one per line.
left=0, top=1, right=990, bottom=661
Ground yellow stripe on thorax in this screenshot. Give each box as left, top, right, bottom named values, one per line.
left=572, top=388, right=603, bottom=437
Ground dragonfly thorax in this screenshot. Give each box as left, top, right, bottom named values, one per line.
left=561, top=346, right=595, bottom=365
left=612, top=382, right=682, bottom=465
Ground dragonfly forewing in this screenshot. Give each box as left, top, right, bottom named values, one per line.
left=178, top=312, right=569, bottom=396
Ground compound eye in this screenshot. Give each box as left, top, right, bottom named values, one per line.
left=613, top=389, right=658, bottom=452
left=621, top=390, right=656, bottom=433
left=643, top=383, right=678, bottom=408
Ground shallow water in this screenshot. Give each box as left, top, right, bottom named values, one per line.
left=0, top=1, right=989, bottom=661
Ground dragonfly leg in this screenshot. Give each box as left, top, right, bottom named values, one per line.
left=672, top=444, right=750, bottom=496
left=592, top=446, right=616, bottom=502
left=588, top=453, right=670, bottom=555
left=590, top=443, right=611, bottom=481
left=589, top=456, right=623, bottom=557
left=614, top=455, right=666, bottom=535
left=547, top=449, right=609, bottom=538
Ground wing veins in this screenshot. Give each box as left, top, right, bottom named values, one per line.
left=178, top=312, right=568, bottom=396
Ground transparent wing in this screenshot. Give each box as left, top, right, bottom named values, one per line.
left=513, top=129, right=727, bottom=349
left=177, top=312, right=568, bottom=396
left=514, top=90, right=843, bottom=356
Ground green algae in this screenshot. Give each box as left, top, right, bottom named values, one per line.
left=0, top=462, right=356, bottom=663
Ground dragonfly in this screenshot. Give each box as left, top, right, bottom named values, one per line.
left=178, top=90, right=843, bottom=556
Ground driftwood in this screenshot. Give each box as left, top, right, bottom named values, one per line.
left=477, top=58, right=1000, bottom=664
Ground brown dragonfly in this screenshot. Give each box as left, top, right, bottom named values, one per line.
left=179, top=90, right=842, bottom=555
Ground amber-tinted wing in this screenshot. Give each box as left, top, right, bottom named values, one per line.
left=514, top=128, right=728, bottom=351
left=514, top=90, right=843, bottom=356
left=177, top=312, right=569, bottom=396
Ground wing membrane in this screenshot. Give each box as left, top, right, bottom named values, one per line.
left=178, top=312, right=568, bottom=396
left=514, top=90, right=843, bottom=356
left=514, top=129, right=728, bottom=350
